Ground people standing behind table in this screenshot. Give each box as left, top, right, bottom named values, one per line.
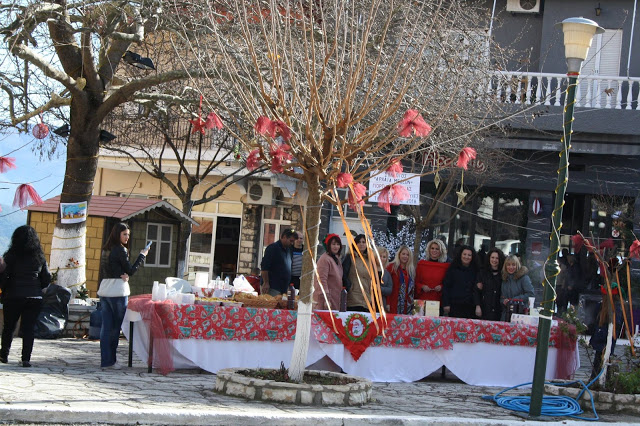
left=261, top=228, right=297, bottom=296
left=291, top=232, right=304, bottom=290
left=343, top=234, right=374, bottom=312
left=415, top=239, right=450, bottom=303
left=442, top=245, right=481, bottom=319
left=500, top=254, right=534, bottom=321
left=0, top=226, right=52, bottom=368
left=99, top=222, right=149, bottom=370
left=377, top=247, right=394, bottom=311
left=386, top=245, right=416, bottom=315
left=475, top=248, right=505, bottom=321
left=312, top=234, right=343, bottom=311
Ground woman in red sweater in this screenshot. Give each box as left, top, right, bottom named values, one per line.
left=386, top=245, right=415, bottom=315
left=415, top=239, right=450, bottom=303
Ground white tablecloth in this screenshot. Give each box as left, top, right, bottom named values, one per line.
left=123, top=310, right=578, bottom=386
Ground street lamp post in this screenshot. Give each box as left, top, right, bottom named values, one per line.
left=529, top=17, right=604, bottom=418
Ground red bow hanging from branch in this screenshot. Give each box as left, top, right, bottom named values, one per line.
left=13, top=184, right=43, bottom=208
left=397, top=109, right=432, bottom=137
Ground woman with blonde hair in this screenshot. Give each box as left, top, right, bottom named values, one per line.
left=415, top=239, right=450, bottom=303
left=500, top=255, right=534, bottom=321
left=386, top=245, right=415, bottom=315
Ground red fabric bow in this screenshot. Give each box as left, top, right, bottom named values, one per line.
left=246, top=149, right=261, bottom=171
left=205, top=112, right=224, bottom=130
left=629, top=240, right=640, bottom=260
left=255, top=116, right=292, bottom=142
left=269, top=143, right=293, bottom=173
left=397, top=109, right=432, bottom=137
left=13, top=184, right=43, bottom=208
left=386, top=159, right=403, bottom=178
left=0, top=156, right=17, bottom=173
left=377, top=184, right=410, bottom=214
left=347, top=183, right=367, bottom=210
left=456, top=147, right=477, bottom=170
left=336, top=172, right=353, bottom=188
left=599, top=238, right=615, bottom=250
left=570, top=234, right=584, bottom=253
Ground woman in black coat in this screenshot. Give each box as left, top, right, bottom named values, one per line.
left=442, top=245, right=480, bottom=319
left=0, top=226, right=51, bottom=367
left=475, top=248, right=505, bottom=321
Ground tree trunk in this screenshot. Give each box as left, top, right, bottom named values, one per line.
left=288, top=175, right=321, bottom=382
left=49, top=124, right=100, bottom=293
left=597, top=320, right=615, bottom=387
left=177, top=199, right=195, bottom=278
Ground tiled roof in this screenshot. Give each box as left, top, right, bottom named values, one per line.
left=25, top=195, right=197, bottom=224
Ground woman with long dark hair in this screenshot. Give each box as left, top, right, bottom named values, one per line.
left=442, top=245, right=480, bottom=319
left=0, top=225, right=51, bottom=367
left=343, top=234, right=374, bottom=312
left=98, top=222, right=149, bottom=369
left=476, top=248, right=505, bottom=321
left=312, top=234, right=343, bottom=310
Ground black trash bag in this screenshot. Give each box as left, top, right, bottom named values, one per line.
left=34, top=284, right=72, bottom=339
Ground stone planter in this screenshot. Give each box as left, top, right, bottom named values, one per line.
left=545, top=382, right=640, bottom=414
left=215, top=368, right=372, bottom=406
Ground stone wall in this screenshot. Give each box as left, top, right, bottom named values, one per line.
left=238, top=205, right=262, bottom=275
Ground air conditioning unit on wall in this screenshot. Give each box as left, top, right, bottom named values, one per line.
left=507, top=0, right=541, bottom=14
left=247, top=180, right=273, bottom=205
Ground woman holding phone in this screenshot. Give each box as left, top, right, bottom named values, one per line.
left=98, top=223, right=149, bottom=369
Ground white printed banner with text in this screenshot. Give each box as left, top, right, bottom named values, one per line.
left=368, top=171, right=420, bottom=205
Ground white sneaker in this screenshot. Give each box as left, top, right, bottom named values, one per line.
left=102, top=362, right=122, bottom=370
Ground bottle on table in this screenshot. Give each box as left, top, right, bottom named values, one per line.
left=287, top=283, right=296, bottom=310
left=340, top=287, right=348, bottom=312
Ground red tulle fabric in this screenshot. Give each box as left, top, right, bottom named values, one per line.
left=397, top=109, right=432, bottom=137
left=599, top=238, right=615, bottom=250
left=32, top=123, right=49, bottom=139
left=630, top=240, right=640, bottom=260
left=190, top=95, right=207, bottom=134
left=13, top=184, right=43, bottom=208
left=272, top=120, right=292, bottom=142
left=386, top=159, right=403, bottom=178
left=336, top=172, right=353, bottom=188
left=554, top=321, right=578, bottom=380
left=347, top=183, right=367, bottom=210
left=377, top=184, right=409, bottom=213
left=205, top=112, right=224, bottom=130
left=246, top=149, right=261, bottom=171
left=0, top=156, right=17, bottom=173
left=127, top=295, right=175, bottom=376
left=269, top=143, right=293, bottom=173
left=255, top=116, right=274, bottom=137
left=456, top=147, right=477, bottom=170
left=571, top=234, right=584, bottom=253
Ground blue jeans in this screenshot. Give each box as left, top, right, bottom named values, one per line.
left=99, top=296, right=127, bottom=367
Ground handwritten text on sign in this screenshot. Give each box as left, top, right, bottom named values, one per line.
left=368, top=171, right=420, bottom=205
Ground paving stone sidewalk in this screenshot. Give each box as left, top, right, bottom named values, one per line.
left=0, top=337, right=638, bottom=425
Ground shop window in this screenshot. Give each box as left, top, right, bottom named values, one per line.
left=145, top=223, right=172, bottom=267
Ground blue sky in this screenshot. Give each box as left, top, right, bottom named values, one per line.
left=0, top=131, right=66, bottom=237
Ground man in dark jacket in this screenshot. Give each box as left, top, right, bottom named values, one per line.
left=260, top=229, right=296, bottom=296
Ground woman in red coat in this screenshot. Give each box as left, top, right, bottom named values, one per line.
left=415, top=239, right=450, bottom=303
left=386, top=245, right=415, bottom=315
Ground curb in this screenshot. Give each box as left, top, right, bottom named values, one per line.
left=0, top=406, right=621, bottom=425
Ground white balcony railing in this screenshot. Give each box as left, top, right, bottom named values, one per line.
left=490, top=71, right=640, bottom=110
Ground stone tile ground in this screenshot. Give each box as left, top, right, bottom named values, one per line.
left=0, top=336, right=638, bottom=425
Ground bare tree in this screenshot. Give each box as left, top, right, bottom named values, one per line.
left=0, top=0, right=214, bottom=289
left=102, top=100, right=267, bottom=277
left=169, top=0, right=522, bottom=381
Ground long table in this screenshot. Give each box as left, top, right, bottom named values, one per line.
left=123, top=295, right=579, bottom=386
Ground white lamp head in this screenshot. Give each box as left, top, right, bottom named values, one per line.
left=555, top=17, right=604, bottom=74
